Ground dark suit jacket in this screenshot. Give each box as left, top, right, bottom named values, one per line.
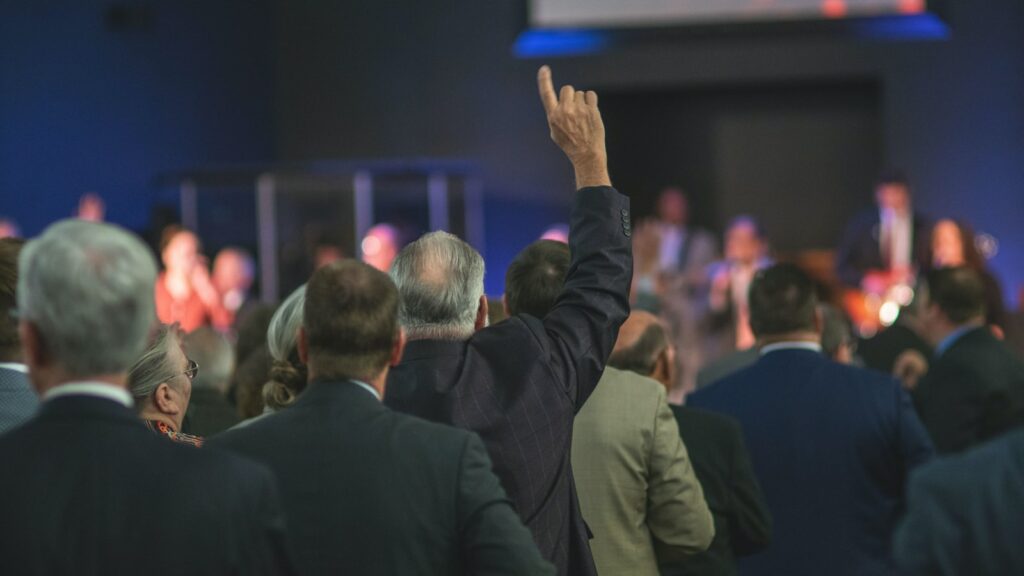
left=210, top=380, right=553, bottom=576
left=182, top=386, right=240, bottom=436
left=688, top=349, right=935, bottom=576
left=893, top=427, right=1024, bottom=575
left=0, top=366, right=38, bottom=434
left=835, top=209, right=931, bottom=287
left=385, top=186, right=633, bottom=576
left=0, top=394, right=292, bottom=576
left=662, top=407, right=772, bottom=576
left=912, top=326, right=1024, bottom=454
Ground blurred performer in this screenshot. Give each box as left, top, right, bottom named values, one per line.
left=930, top=218, right=1006, bottom=330
left=212, top=247, right=256, bottom=330
left=836, top=171, right=931, bottom=333
left=76, top=192, right=106, bottom=222
left=360, top=223, right=401, bottom=272
left=706, top=216, right=772, bottom=358
left=0, top=218, right=20, bottom=239
left=634, top=187, right=719, bottom=396
left=154, top=226, right=228, bottom=333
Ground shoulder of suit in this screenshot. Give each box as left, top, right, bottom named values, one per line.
left=911, top=429, right=1024, bottom=499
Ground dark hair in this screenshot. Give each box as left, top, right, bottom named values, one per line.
left=876, top=168, right=909, bottom=189
left=748, top=263, right=818, bottom=337
left=304, top=260, right=399, bottom=382
left=505, top=240, right=570, bottom=318
left=0, top=237, right=26, bottom=361
left=924, top=266, right=986, bottom=324
left=607, top=322, right=670, bottom=377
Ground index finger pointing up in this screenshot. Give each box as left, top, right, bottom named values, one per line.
left=537, top=65, right=558, bottom=115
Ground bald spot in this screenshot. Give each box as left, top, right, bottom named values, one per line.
left=613, top=311, right=661, bottom=355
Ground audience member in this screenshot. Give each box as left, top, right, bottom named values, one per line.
left=894, top=427, right=1024, bottom=575
left=930, top=218, right=1007, bottom=329
left=212, top=246, right=256, bottom=331
left=128, top=324, right=203, bottom=447
left=706, top=215, right=771, bottom=355
left=361, top=223, right=402, bottom=272
left=75, top=192, right=106, bottom=222
left=615, top=312, right=772, bottom=576
left=0, top=219, right=292, bottom=574
left=819, top=303, right=856, bottom=364
left=506, top=241, right=715, bottom=574
left=912, top=266, right=1024, bottom=453
left=231, top=346, right=273, bottom=420
left=181, top=327, right=239, bottom=435
left=0, top=218, right=20, bottom=239
left=0, top=237, right=38, bottom=434
left=155, top=226, right=228, bottom=332
left=633, top=187, right=719, bottom=395
left=211, top=259, right=553, bottom=575
left=836, top=170, right=931, bottom=293
left=261, top=285, right=308, bottom=413
left=688, top=263, right=934, bottom=575
left=384, top=66, right=632, bottom=576
left=857, top=292, right=933, bottom=377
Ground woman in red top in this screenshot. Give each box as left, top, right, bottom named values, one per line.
left=154, top=226, right=228, bottom=333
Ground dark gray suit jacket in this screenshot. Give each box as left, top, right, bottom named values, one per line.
left=211, top=380, right=554, bottom=576
left=0, top=366, right=38, bottom=434
left=385, top=186, right=633, bottom=576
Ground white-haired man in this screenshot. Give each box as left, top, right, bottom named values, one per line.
left=385, top=66, right=633, bottom=576
left=0, top=220, right=293, bottom=575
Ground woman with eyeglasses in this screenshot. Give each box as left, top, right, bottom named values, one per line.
left=128, top=324, right=203, bottom=447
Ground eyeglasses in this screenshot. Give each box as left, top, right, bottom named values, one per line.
left=183, top=359, right=199, bottom=381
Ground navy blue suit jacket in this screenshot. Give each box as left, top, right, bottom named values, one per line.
left=688, top=349, right=935, bottom=576
left=894, top=428, right=1024, bottom=575
left=385, top=186, right=633, bottom=576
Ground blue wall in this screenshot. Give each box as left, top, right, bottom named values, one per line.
left=0, top=1, right=275, bottom=236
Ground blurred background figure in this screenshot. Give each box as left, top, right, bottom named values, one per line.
left=360, top=223, right=401, bottom=272
left=705, top=215, right=772, bottom=363
left=128, top=324, right=203, bottom=447
left=633, top=187, right=720, bottom=397
left=930, top=218, right=1006, bottom=331
left=0, top=218, right=20, bottom=239
left=75, top=192, right=106, bottom=222
left=181, top=327, right=238, bottom=436
left=0, top=237, right=38, bottom=434
left=539, top=223, right=569, bottom=243
left=212, top=247, right=257, bottom=331
left=819, top=304, right=857, bottom=365
left=155, top=226, right=227, bottom=333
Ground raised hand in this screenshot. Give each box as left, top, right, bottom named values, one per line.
left=537, top=65, right=610, bottom=189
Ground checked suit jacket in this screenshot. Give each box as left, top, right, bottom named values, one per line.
left=385, top=185, right=633, bottom=576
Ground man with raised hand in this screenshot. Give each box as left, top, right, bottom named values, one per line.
left=385, top=66, right=633, bottom=576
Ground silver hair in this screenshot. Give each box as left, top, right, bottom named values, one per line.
left=128, top=324, right=182, bottom=403
left=267, top=284, right=306, bottom=362
left=18, top=219, right=157, bottom=377
left=390, top=231, right=485, bottom=341
left=184, top=327, right=234, bottom=392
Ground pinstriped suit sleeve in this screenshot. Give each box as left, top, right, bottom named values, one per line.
left=539, top=186, right=633, bottom=411
left=646, top=386, right=714, bottom=561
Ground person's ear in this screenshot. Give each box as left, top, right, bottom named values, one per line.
left=153, top=383, right=180, bottom=416
left=502, top=294, right=511, bottom=318
left=19, top=321, right=47, bottom=395
left=391, top=328, right=407, bottom=367
left=297, top=327, right=309, bottom=365
left=651, top=349, right=673, bottom=393
left=475, top=295, right=489, bottom=332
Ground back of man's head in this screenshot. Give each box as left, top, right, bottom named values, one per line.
left=0, top=238, right=26, bottom=362
left=304, top=260, right=399, bottom=382
left=748, top=263, right=818, bottom=339
left=924, top=266, right=986, bottom=325
left=390, top=231, right=485, bottom=341
left=184, top=327, right=235, bottom=394
left=18, top=220, right=157, bottom=377
left=608, top=311, right=674, bottom=388
left=505, top=240, right=570, bottom=318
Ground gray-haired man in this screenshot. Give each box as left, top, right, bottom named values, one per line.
left=0, top=220, right=293, bottom=575
left=385, top=66, right=633, bottom=576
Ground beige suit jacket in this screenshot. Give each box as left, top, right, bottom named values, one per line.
left=572, top=367, right=713, bottom=575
